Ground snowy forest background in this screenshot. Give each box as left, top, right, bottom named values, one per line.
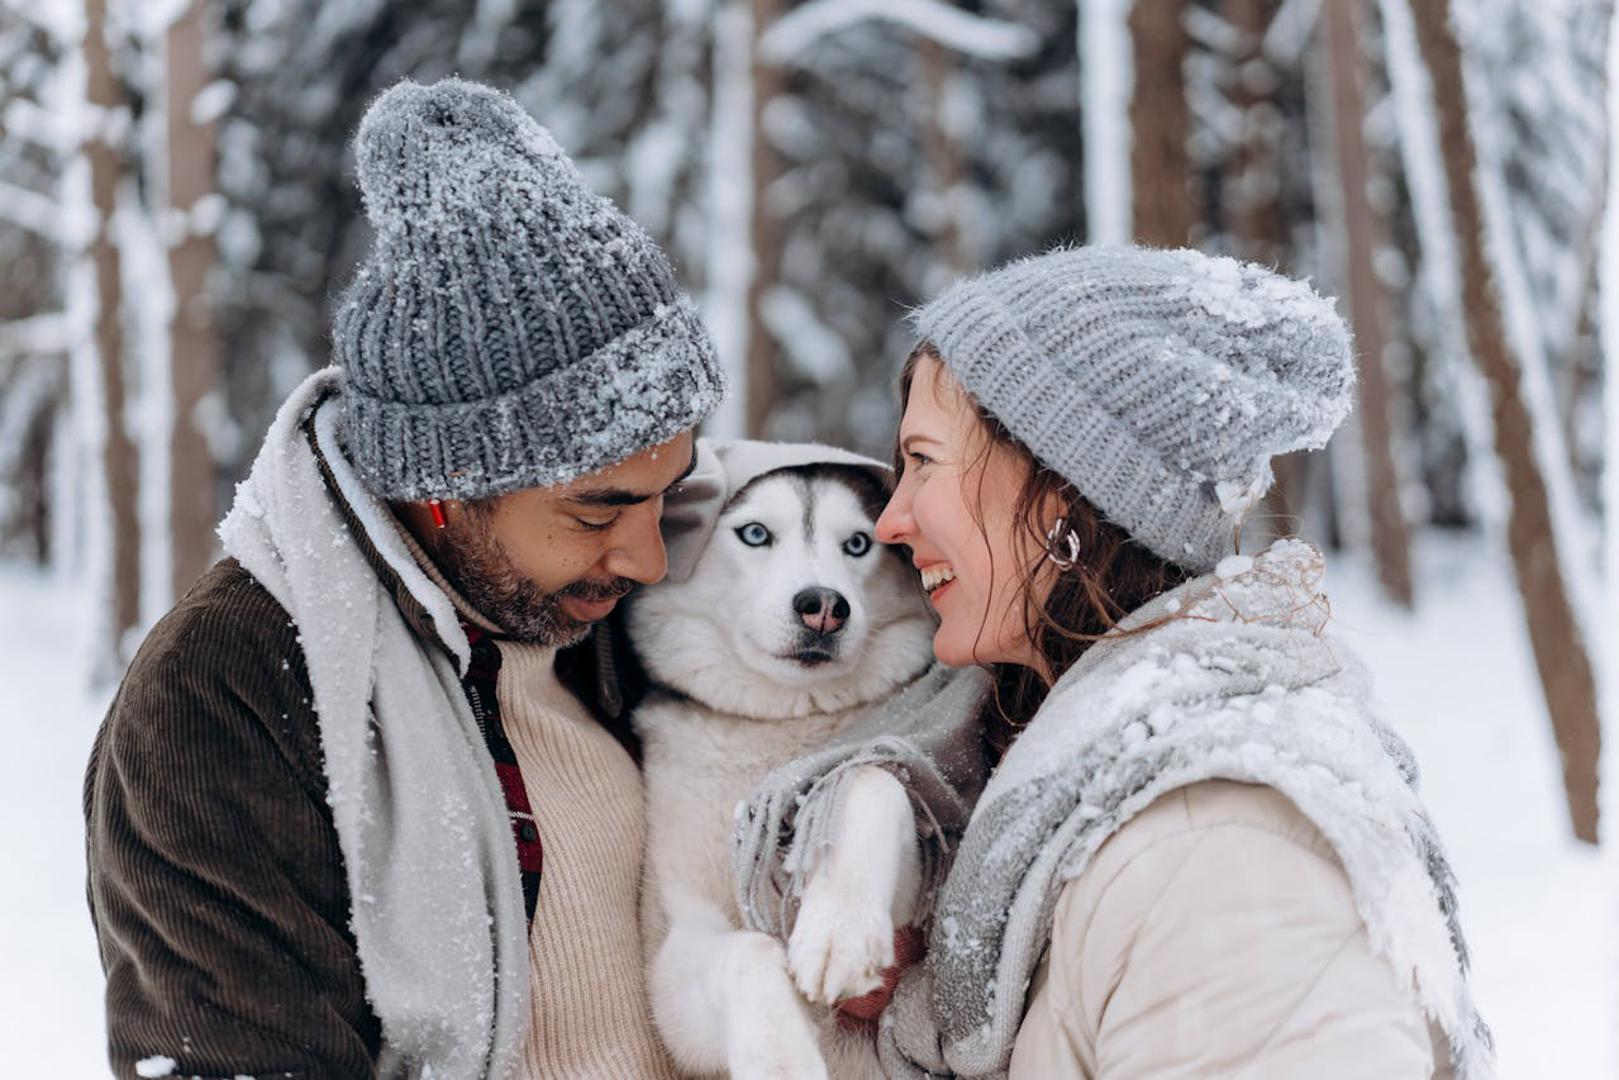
left=2, top=0, right=1618, bottom=1072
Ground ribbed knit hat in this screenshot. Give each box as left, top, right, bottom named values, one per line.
left=333, top=78, right=726, bottom=501
left=912, top=246, right=1355, bottom=573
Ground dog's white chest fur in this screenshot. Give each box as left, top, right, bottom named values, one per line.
left=638, top=695, right=911, bottom=1080
left=628, top=462, right=936, bottom=1079
left=639, top=694, right=859, bottom=932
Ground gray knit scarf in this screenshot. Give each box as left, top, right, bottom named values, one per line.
left=219, top=370, right=529, bottom=1079
left=870, top=540, right=1494, bottom=1079
left=733, top=662, right=995, bottom=944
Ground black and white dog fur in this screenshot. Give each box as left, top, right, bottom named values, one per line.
left=628, top=459, right=936, bottom=1078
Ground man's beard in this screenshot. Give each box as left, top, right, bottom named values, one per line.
left=432, top=515, right=635, bottom=648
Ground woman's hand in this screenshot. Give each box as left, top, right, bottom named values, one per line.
left=833, top=924, right=926, bottom=1033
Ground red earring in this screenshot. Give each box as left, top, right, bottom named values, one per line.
left=428, top=500, right=447, bottom=529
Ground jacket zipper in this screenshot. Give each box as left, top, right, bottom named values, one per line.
left=465, top=679, right=491, bottom=745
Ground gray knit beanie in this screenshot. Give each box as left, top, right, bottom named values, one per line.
left=912, top=246, right=1355, bottom=573
left=333, top=78, right=726, bottom=501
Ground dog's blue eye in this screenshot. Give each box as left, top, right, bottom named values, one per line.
left=843, top=532, right=872, bottom=557
left=736, top=522, right=772, bottom=547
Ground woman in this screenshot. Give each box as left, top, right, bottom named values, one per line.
left=850, top=247, right=1492, bottom=1078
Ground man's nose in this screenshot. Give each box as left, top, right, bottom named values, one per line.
left=607, top=505, right=669, bottom=585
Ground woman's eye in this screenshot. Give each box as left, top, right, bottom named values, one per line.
left=736, top=522, right=773, bottom=547
left=843, top=532, right=872, bottom=557
left=907, top=451, right=933, bottom=469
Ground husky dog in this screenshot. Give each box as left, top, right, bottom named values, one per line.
left=627, top=442, right=937, bottom=1079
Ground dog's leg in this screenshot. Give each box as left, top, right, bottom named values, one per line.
left=787, top=764, right=922, bottom=1006
left=652, top=898, right=829, bottom=1079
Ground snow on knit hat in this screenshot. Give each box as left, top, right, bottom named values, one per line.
left=333, top=77, right=726, bottom=501
left=911, top=246, right=1355, bottom=573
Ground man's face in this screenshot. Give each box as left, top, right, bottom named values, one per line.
left=426, top=431, right=697, bottom=647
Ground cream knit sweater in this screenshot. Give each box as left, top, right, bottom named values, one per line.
left=495, top=640, right=678, bottom=1079
left=395, top=520, right=675, bottom=1077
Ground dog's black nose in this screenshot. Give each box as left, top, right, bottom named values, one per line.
left=793, top=588, right=850, bottom=635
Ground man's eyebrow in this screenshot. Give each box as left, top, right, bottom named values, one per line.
left=670, top=443, right=699, bottom=487
left=564, top=444, right=700, bottom=508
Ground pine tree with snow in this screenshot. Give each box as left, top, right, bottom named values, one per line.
left=0, top=12, right=70, bottom=562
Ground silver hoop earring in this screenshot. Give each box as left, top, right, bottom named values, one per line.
left=1045, top=517, right=1081, bottom=571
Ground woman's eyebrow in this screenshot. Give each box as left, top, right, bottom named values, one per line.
left=901, top=433, right=943, bottom=452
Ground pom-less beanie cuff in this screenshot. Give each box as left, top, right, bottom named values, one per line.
left=916, top=286, right=1232, bottom=568
left=343, top=295, right=724, bottom=501
left=912, top=246, right=1354, bottom=573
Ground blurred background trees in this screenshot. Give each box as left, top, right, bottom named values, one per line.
left=0, top=0, right=1612, bottom=839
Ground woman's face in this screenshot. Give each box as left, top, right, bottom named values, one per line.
left=875, top=353, right=1053, bottom=672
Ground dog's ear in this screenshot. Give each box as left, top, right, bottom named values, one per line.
left=659, top=439, right=728, bottom=584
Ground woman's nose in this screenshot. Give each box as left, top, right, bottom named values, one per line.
left=875, top=491, right=912, bottom=546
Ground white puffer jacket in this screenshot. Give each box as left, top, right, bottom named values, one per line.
left=1010, top=778, right=1450, bottom=1079
left=876, top=540, right=1490, bottom=1080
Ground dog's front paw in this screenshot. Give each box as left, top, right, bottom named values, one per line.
left=722, top=931, right=832, bottom=1080
left=729, top=1029, right=830, bottom=1080
left=788, top=863, right=895, bottom=1007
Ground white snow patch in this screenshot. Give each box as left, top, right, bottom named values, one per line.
left=189, top=80, right=237, bottom=126
left=0, top=179, right=72, bottom=243
left=1261, top=0, right=1323, bottom=66
left=0, top=572, right=111, bottom=1071
left=760, top=0, right=1038, bottom=64
left=1330, top=535, right=1617, bottom=1076
left=1379, top=0, right=1507, bottom=532
left=702, top=0, right=754, bottom=439
left=113, top=179, right=177, bottom=628
left=760, top=287, right=853, bottom=383
left=1081, top=0, right=1133, bottom=244
left=1215, top=474, right=1268, bottom=517
left=135, top=1056, right=177, bottom=1078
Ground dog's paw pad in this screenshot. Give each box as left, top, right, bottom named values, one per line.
left=788, top=880, right=895, bottom=1005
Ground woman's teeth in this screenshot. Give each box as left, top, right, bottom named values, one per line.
left=921, top=564, right=957, bottom=593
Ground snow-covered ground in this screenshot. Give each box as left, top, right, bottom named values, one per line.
left=1330, top=534, right=1617, bottom=1077
left=0, top=562, right=111, bottom=1073
left=0, top=531, right=1611, bottom=1073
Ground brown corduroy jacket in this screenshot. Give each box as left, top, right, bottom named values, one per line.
left=83, top=421, right=642, bottom=1079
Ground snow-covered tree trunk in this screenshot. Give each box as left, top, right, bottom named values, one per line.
left=918, top=35, right=967, bottom=273
left=1129, top=0, right=1194, bottom=247
left=83, top=0, right=141, bottom=673
left=1083, top=0, right=1133, bottom=243
left=1222, top=0, right=1288, bottom=267
left=165, top=0, right=221, bottom=601
left=744, top=0, right=783, bottom=437
left=1220, top=0, right=1308, bottom=541
left=1405, top=0, right=1601, bottom=842
left=0, top=17, right=69, bottom=565
left=0, top=359, right=62, bottom=562
left=1600, top=0, right=1619, bottom=854
left=705, top=0, right=754, bottom=440
left=1324, top=0, right=1412, bottom=607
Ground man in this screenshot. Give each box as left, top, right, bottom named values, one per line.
left=83, top=78, right=725, bottom=1078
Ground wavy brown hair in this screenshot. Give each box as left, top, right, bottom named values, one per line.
left=896, top=346, right=1190, bottom=755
